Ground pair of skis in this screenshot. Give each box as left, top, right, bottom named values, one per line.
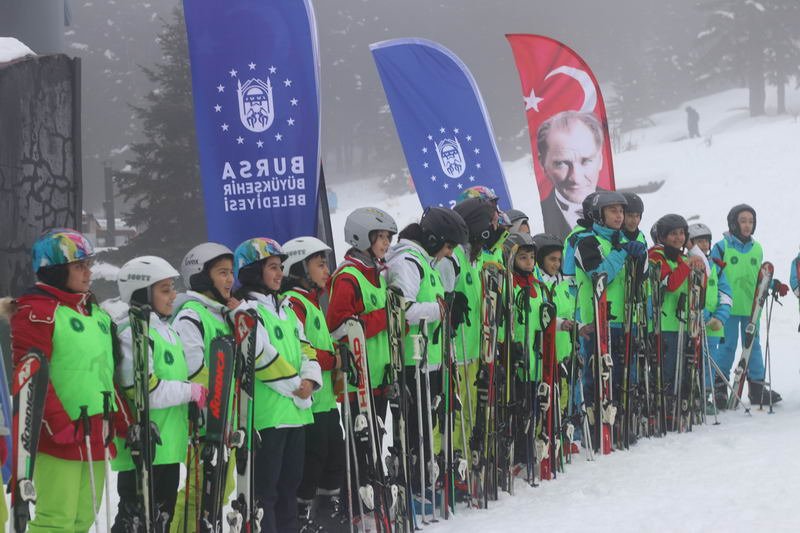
left=591, top=273, right=614, bottom=455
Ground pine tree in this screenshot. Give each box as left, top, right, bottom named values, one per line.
left=696, top=0, right=800, bottom=116
left=108, top=6, right=205, bottom=267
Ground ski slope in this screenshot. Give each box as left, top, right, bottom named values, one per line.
left=324, top=87, right=800, bottom=532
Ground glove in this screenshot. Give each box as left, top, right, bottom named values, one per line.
left=706, top=317, right=723, bottom=332
left=339, top=343, right=361, bottom=388
left=449, top=291, right=471, bottom=330
left=189, top=383, right=209, bottom=409
left=771, top=279, right=789, bottom=297
left=623, top=240, right=647, bottom=260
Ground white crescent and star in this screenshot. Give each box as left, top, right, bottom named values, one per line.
left=524, top=65, right=598, bottom=114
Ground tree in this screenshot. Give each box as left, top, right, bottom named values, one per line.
left=107, top=7, right=206, bottom=268
left=696, top=0, right=800, bottom=116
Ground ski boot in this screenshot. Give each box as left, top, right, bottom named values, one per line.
left=748, top=380, right=782, bottom=406
left=298, top=499, right=325, bottom=533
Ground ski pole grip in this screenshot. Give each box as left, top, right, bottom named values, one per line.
left=79, top=405, right=91, bottom=436
left=102, top=391, right=112, bottom=420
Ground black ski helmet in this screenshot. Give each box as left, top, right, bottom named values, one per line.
left=420, top=207, right=469, bottom=254
left=589, top=191, right=628, bottom=224
left=727, top=204, right=757, bottom=236
left=579, top=191, right=600, bottom=225
left=654, top=214, right=689, bottom=246
left=622, top=192, right=644, bottom=215
left=532, top=233, right=563, bottom=258
left=453, top=198, right=495, bottom=242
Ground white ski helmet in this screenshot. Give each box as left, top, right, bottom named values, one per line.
left=688, top=223, right=712, bottom=242
left=180, top=242, right=233, bottom=290
left=282, top=236, right=332, bottom=277
left=117, top=255, right=180, bottom=304
left=343, top=207, right=397, bottom=251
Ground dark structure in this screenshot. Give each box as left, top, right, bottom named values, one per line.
left=0, top=54, right=82, bottom=298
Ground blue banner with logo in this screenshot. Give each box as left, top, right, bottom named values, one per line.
left=370, top=38, right=511, bottom=210
left=183, top=0, right=320, bottom=249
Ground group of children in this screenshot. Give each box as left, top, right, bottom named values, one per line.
left=0, top=186, right=794, bottom=533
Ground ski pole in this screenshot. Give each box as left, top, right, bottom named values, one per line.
left=412, top=333, right=428, bottom=525
left=338, top=345, right=357, bottom=533
left=79, top=405, right=101, bottom=533
left=101, top=392, right=114, bottom=531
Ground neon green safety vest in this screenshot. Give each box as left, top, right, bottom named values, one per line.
left=452, top=245, right=482, bottom=364
left=722, top=240, right=763, bottom=316
left=113, top=324, right=189, bottom=470
left=545, top=278, right=576, bottom=362
left=402, top=248, right=445, bottom=367
left=333, top=266, right=390, bottom=389
left=283, top=290, right=337, bottom=414
left=172, top=299, right=230, bottom=437
left=50, top=305, right=116, bottom=420
left=254, top=304, right=313, bottom=429
left=576, top=235, right=626, bottom=325
left=512, top=283, right=543, bottom=382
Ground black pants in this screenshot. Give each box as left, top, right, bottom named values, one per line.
left=255, top=426, right=306, bottom=533
left=298, top=408, right=347, bottom=500
left=111, top=463, right=180, bottom=532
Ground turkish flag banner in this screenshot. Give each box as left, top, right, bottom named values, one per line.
left=506, top=34, right=615, bottom=239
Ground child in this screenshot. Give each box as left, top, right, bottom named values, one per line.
left=710, top=204, right=781, bottom=404
left=171, top=242, right=238, bottom=532
left=385, top=207, right=468, bottom=501
left=7, top=229, right=128, bottom=532
left=326, top=207, right=397, bottom=521
left=621, top=192, right=648, bottom=245
left=281, top=236, right=346, bottom=531
left=686, top=223, right=732, bottom=408
left=574, top=192, right=647, bottom=449
left=648, top=215, right=705, bottom=423
left=112, top=256, right=207, bottom=531
left=233, top=237, right=321, bottom=533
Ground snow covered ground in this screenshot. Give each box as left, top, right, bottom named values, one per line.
left=323, top=86, right=800, bottom=532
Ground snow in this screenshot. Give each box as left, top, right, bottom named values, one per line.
left=69, top=42, right=90, bottom=51
left=323, top=84, right=800, bottom=531
left=0, top=37, right=35, bottom=63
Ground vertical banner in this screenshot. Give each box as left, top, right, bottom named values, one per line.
left=371, top=38, right=511, bottom=210
left=506, top=34, right=615, bottom=239
left=183, top=0, right=321, bottom=248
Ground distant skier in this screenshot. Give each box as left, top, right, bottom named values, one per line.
left=686, top=106, right=700, bottom=139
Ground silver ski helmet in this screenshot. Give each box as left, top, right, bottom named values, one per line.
left=532, top=233, right=563, bottom=259
left=344, top=207, right=397, bottom=252
left=181, top=242, right=233, bottom=292
left=117, top=255, right=180, bottom=305
left=688, top=223, right=712, bottom=242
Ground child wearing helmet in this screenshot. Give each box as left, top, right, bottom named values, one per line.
left=436, top=198, right=497, bottom=475
left=170, top=241, right=239, bottom=531
left=5, top=229, right=129, bottom=531
left=384, top=207, right=468, bottom=495
left=686, top=223, right=733, bottom=408
left=233, top=237, right=322, bottom=533
left=573, top=192, right=647, bottom=449
left=280, top=237, right=346, bottom=531
left=621, top=193, right=648, bottom=246
left=326, top=207, right=396, bottom=519
left=648, top=214, right=706, bottom=425
left=111, top=256, right=207, bottom=531
left=709, top=204, right=781, bottom=405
